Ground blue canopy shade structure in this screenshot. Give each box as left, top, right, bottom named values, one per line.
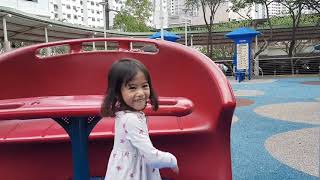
left=149, top=30, right=181, bottom=42
left=225, top=27, right=261, bottom=39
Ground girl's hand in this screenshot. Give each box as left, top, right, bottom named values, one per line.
left=171, top=166, right=179, bottom=174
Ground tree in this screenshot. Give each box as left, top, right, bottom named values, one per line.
left=113, top=0, right=152, bottom=32
left=274, top=0, right=319, bottom=57
left=232, top=0, right=320, bottom=75
left=272, top=0, right=320, bottom=74
left=185, top=0, right=223, bottom=58
left=305, top=0, right=320, bottom=14
left=229, top=0, right=274, bottom=59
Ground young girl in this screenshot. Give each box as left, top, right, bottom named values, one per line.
left=101, top=58, right=179, bottom=180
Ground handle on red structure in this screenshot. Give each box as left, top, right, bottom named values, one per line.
left=33, top=38, right=161, bottom=56
left=145, top=97, right=194, bottom=117
left=0, top=96, right=193, bottom=120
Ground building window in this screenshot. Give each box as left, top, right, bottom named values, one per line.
left=25, top=0, right=38, bottom=2
left=67, top=14, right=71, bottom=18
left=54, top=4, right=58, bottom=11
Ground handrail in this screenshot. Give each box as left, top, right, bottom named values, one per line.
left=0, top=95, right=194, bottom=120
left=33, top=38, right=160, bottom=52
left=258, top=56, right=320, bottom=61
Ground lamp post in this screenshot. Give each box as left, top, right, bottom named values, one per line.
left=98, top=0, right=109, bottom=49
left=184, top=17, right=188, bottom=45
left=182, top=8, right=190, bottom=46
left=98, top=0, right=119, bottom=49
left=160, top=0, right=164, bottom=40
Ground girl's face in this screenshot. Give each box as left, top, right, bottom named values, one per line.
left=121, top=70, right=150, bottom=111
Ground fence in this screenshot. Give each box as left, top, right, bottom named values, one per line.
left=215, top=56, right=320, bottom=77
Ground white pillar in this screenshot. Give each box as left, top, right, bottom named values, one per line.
left=44, top=26, right=49, bottom=43
left=190, top=34, right=193, bottom=47
left=92, top=34, right=96, bottom=50
left=2, top=16, right=11, bottom=52
left=183, top=9, right=189, bottom=46
left=254, top=35, right=259, bottom=76
left=102, top=3, right=107, bottom=49
left=44, top=25, right=52, bottom=56
left=185, top=18, right=188, bottom=46
left=160, top=0, right=164, bottom=40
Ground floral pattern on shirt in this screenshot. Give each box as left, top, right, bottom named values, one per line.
left=104, top=111, right=177, bottom=180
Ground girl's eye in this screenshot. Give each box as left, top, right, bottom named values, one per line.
left=128, top=86, right=136, bottom=90
left=142, top=84, right=149, bottom=88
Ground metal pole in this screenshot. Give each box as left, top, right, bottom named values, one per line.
left=70, top=119, right=90, bottom=180
left=254, top=35, right=259, bottom=76
left=160, top=0, right=164, bottom=40
left=44, top=26, right=51, bottom=56
left=183, top=9, right=189, bottom=46
left=105, top=0, right=109, bottom=30
left=185, top=18, right=188, bottom=46
left=92, top=34, right=96, bottom=50
left=44, top=27, right=49, bottom=43
left=190, top=34, right=193, bottom=47
left=103, top=3, right=107, bottom=49
left=2, top=16, right=11, bottom=52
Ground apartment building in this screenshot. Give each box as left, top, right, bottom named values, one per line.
left=50, top=0, right=105, bottom=28
left=228, top=1, right=315, bottom=21
left=152, top=0, right=169, bottom=29
left=0, top=0, right=50, bottom=18
left=0, top=0, right=123, bottom=28
left=152, top=0, right=230, bottom=28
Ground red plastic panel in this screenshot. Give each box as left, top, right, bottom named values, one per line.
left=3, top=119, right=54, bottom=139
left=0, top=96, right=193, bottom=120
left=0, top=96, right=193, bottom=143
left=0, top=38, right=235, bottom=180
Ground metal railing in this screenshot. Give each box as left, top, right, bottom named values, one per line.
left=215, top=56, right=320, bottom=77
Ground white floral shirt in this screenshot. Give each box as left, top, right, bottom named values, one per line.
left=104, top=111, right=177, bottom=180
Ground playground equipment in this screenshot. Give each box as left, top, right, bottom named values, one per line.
left=0, top=38, right=236, bottom=180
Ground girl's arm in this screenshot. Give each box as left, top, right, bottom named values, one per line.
left=124, top=113, right=178, bottom=169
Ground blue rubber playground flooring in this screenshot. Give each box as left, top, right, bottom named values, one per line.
left=230, top=76, right=320, bottom=180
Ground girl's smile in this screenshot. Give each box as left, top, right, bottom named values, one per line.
left=121, top=71, right=150, bottom=111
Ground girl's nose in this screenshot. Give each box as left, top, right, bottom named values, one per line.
left=136, top=88, right=145, bottom=97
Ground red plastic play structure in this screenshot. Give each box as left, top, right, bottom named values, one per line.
left=0, top=38, right=236, bottom=180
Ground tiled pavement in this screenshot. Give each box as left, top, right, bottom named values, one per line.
left=230, top=76, right=320, bottom=180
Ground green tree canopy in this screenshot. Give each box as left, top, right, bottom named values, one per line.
left=113, top=0, right=152, bottom=32
left=185, top=0, right=223, bottom=58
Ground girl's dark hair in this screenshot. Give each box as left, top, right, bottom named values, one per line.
left=101, top=58, right=159, bottom=117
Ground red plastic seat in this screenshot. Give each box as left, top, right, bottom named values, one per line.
left=0, top=38, right=235, bottom=180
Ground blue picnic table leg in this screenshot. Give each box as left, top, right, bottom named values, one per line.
left=54, top=116, right=102, bottom=180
